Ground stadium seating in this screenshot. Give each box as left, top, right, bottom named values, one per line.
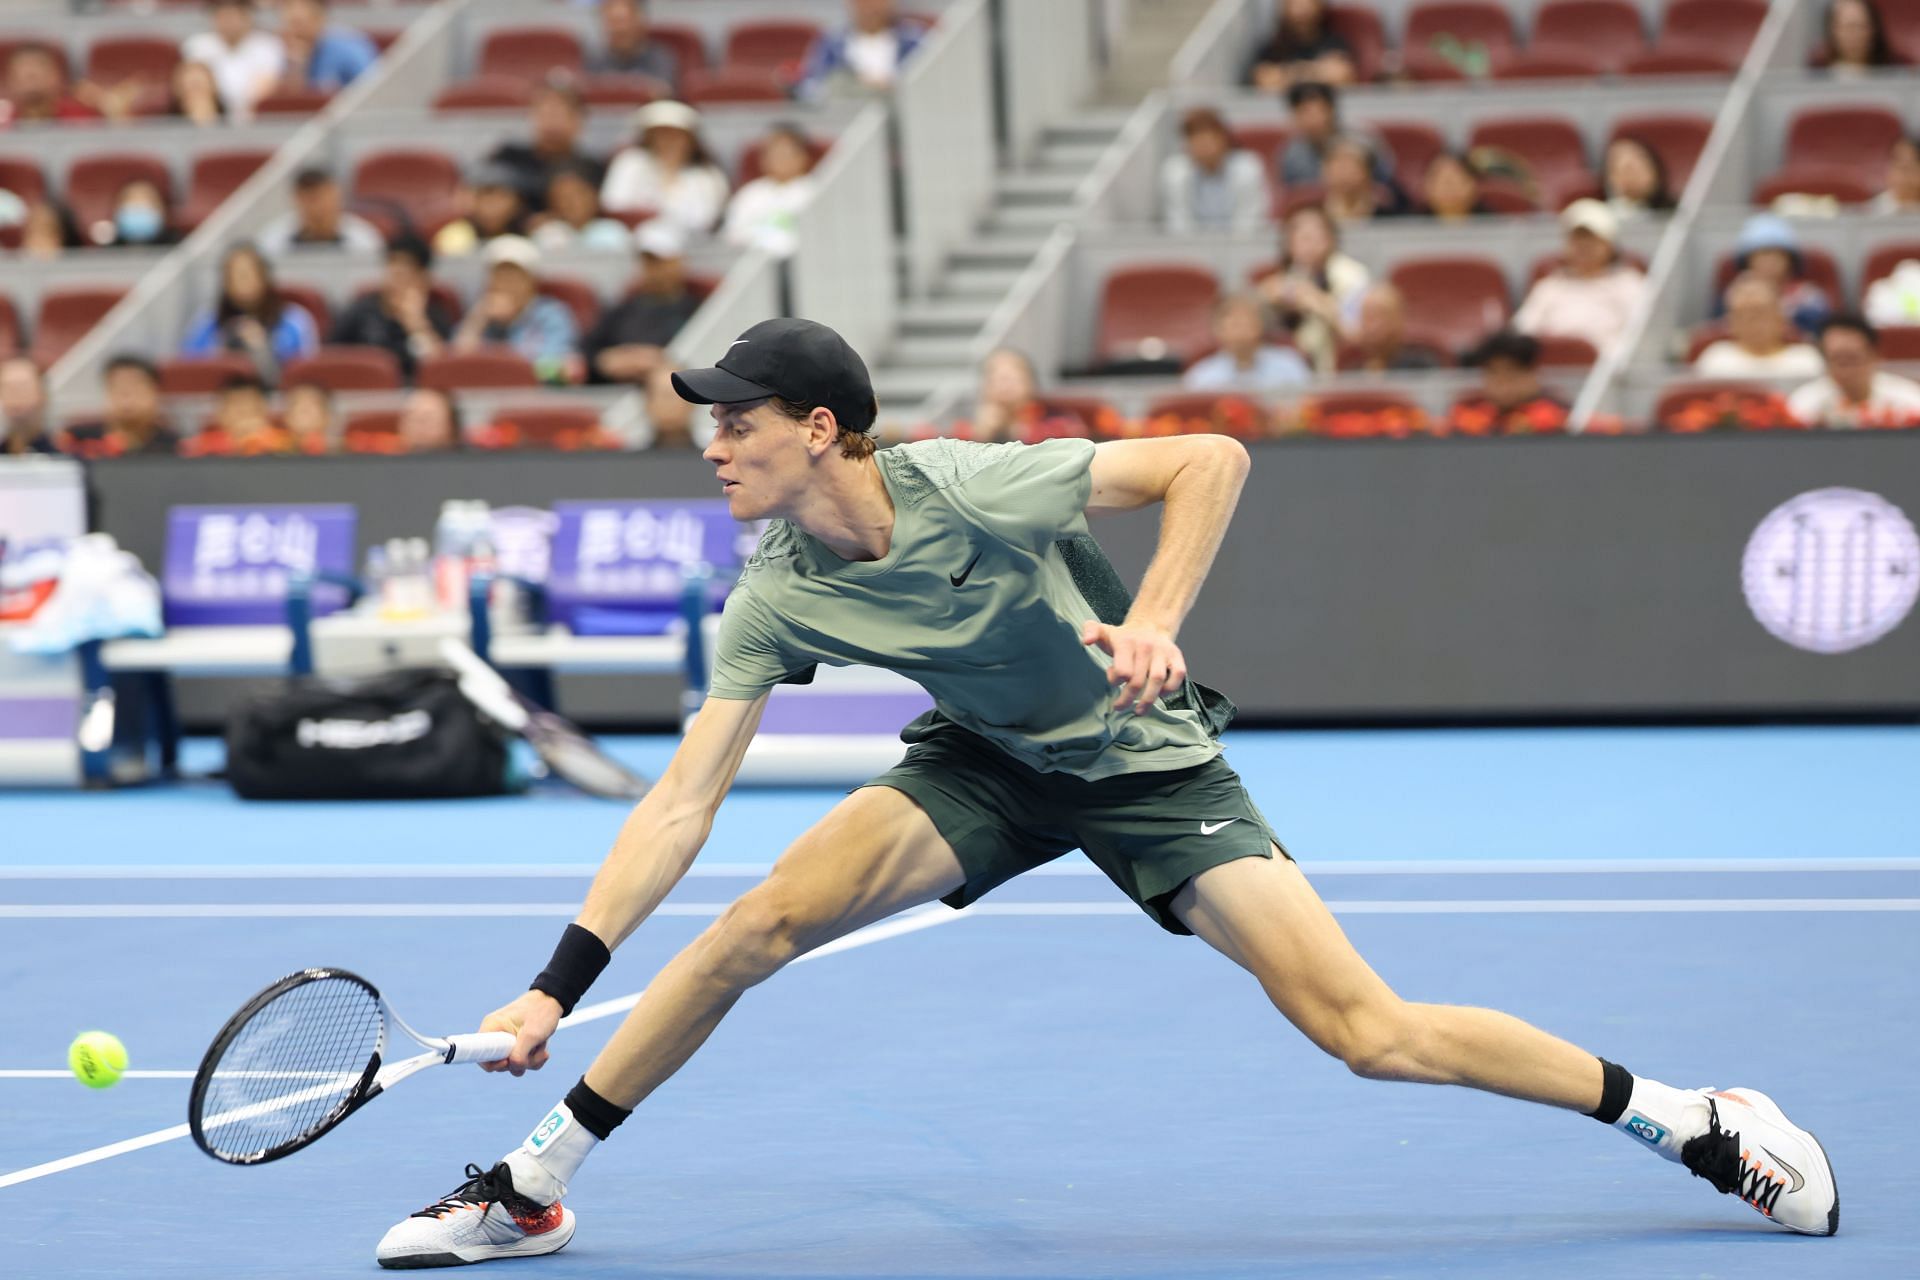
left=537, top=279, right=602, bottom=334
left=1657, top=0, right=1767, bottom=61
left=648, top=25, right=710, bottom=73
left=1376, top=121, right=1445, bottom=198
left=341, top=408, right=403, bottom=453
left=432, top=76, right=532, bottom=112
left=1763, top=105, right=1907, bottom=202
left=680, top=67, right=792, bottom=106
left=0, top=156, right=48, bottom=206
left=66, top=153, right=173, bottom=235
left=1608, top=114, right=1711, bottom=191
left=478, top=27, right=584, bottom=82
left=722, top=20, right=820, bottom=74
left=1095, top=264, right=1219, bottom=367
left=417, top=351, right=539, bottom=390
left=283, top=347, right=404, bottom=392
left=1864, top=242, right=1920, bottom=294
left=1469, top=118, right=1593, bottom=208
left=0, top=298, right=21, bottom=358
left=1403, top=2, right=1517, bottom=80
left=351, top=148, right=462, bottom=236
left=1531, top=0, right=1649, bottom=73
left=483, top=404, right=612, bottom=450
left=33, top=287, right=128, bottom=368
left=1388, top=257, right=1510, bottom=352
left=1711, top=248, right=1845, bottom=310
left=1327, top=5, right=1388, bottom=80
left=158, top=354, right=256, bottom=396
left=276, top=284, right=333, bottom=338
left=178, top=149, right=274, bottom=231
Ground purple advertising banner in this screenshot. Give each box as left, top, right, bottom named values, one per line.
left=547, top=500, right=755, bottom=627
left=162, top=504, right=356, bottom=626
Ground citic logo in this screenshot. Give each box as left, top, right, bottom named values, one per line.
left=1741, top=487, right=1919, bottom=654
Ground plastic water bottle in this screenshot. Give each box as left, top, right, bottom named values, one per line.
left=362, top=543, right=389, bottom=616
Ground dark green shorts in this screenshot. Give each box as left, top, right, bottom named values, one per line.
left=860, top=723, right=1288, bottom=935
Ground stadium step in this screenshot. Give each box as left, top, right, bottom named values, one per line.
left=888, top=334, right=980, bottom=367
left=897, top=297, right=999, bottom=337
left=869, top=365, right=970, bottom=405
left=948, top=238, right=1041, bottom=271
left=994, top=171, right=1085, bottom=205
left=983, top=207, right=1074, bottom=236
left=1033, top=138, right=1112, bottom=173
left=934, top=265, right=1030, bottom=299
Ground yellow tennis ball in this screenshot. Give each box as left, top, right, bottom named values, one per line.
left=69, top=1031, right=127, bottom=1089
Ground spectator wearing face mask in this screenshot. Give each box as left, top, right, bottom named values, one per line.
left=95, top=178, right=179, bottom=249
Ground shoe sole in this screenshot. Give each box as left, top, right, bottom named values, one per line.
left=378, top=1218, right=575, bottom=1269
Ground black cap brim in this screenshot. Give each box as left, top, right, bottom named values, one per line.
left=671, top=366, right=777, bottom=406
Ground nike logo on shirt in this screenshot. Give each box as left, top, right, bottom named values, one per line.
left=949, top=551, right=982, bottom=587
left=1200, top=818, right=1241, bottom=835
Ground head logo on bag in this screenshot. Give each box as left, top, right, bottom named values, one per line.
left=295, top=709, right=433, bottom=751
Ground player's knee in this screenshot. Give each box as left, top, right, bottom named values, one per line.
left=705, top=888, right=810, bottom=986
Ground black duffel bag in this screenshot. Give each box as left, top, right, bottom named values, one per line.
left=225, top=668, right=509, bottom=800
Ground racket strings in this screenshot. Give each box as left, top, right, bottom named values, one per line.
left=196, top=977, right=384, bottom=1160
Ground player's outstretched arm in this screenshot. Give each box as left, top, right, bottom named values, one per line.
left=1082, top=435, right=1251, bottom=714
left=478, top=691, right=769, bottom=1074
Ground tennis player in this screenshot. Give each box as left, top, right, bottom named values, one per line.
left=376, top=318, right=1837, bottom=1268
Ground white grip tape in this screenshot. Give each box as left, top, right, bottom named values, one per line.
left=443, top=1032, right=518, bottom=1065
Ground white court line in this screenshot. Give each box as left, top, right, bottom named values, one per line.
left=4, top=856, right=1919, bottom=880
left=0, top=904, right=968, bottom=1191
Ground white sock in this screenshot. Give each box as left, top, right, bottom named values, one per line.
left=500, top=1100, right=600, bottom=1206
left=1613, top=1076, right=1711, bottom=1164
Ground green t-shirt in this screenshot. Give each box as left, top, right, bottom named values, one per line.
left=705, top=437, right=1226, bottom=781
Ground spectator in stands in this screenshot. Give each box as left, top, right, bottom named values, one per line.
left=533, top=164, right=632, bottom=252
left=1257, top=202, right=1369, bottom=373
left=331, top=237, right=454, bottom=378
left=398, top=386, right=461, bottom=452
left=1695, top=274, right=1825, bottom=378
left=797, top=0, right=927, bottom=102
left=1347, top=283, right=1443, bottom=372
left=1277, top=83, right=1393, bottom=189
left=489, top=76, right=603, bottom=214
left=276, top=0, right=378, bottom=93
left=185, top=0, right=288, bottom=122
left=433, top=163, right=530, bottom=256
left=62, top=356, right=180, bottom=458
left=589, top=0, right=679, bottom=88
left=1819, top=0, right=1898, bottom=75
left=1449, top=331, right=1568, bottom=435
left=258, top=168, right=384, bottom=255
left=1247, top=0, right=1357, bottom=92
left=1789, top=314, right=1920, bottom=427
left=643, top=363, right=696, bottom=448
left=1160, top=107, right=1268, bottom=236
left=1513, top=199, right=1646, bottom=354
left=1872, top=136, right=1920, bottom=213
left=1602, top=137, right=1675, bottom=218
left=169, top=59, right=225, bottom=126
left=450, top=235, right=579, bottom=370
left=181, top=242, right=321, bottom=379
left=0, top=45, right=102, bottom=125
left=583, top=221, right=700, bottom=386
left=724, top=125, right=821, bottom=256
left=1319, top=133, right=1400, bottom=224
left=1421, top=151, right=1486, bottom=222
left=187, top=372, right=301, bottom=455
left=0, top=357, right=56, bottom=455
left=1184, top=294, right=1311, bottom=391
left=96, top=179, right=179, bottom=250
left=1717, top=214, right=1832, bottom=336
left=19, top=200, right=81, bottom=258
left=601, top=101, right=730, bottom=233
left=282, top=379, right=334, bottom=450
left=952, top=348, right=1090, bottom=442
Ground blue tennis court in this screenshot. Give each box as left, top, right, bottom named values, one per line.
left=3, top=727, right=1917, bottom=1279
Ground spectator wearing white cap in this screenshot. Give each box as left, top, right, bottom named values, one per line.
left=1695, top=274, right=1824, bottom=378
left=722, top=125, right=820, bottom=258
left=583, top=220, right=702, bottom=385
left=1513, top=199, right=1647, bottom=354
left=600, top=100, right=730, bottom=234
left=184, top=0, right=286, bottom=122
left=450, top=236, right=579, bottom=370
left=1788, top=313, right=1920, bottom=428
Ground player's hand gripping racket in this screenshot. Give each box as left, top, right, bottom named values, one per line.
left=188, top=968, right=513, bottom=1165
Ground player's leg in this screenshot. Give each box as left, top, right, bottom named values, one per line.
left=1171, top=851, right=1838, bottom=1235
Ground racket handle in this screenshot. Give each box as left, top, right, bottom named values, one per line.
left=443, top=1032, right=517, bottom=1065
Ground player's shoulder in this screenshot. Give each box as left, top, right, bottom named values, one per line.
left=881, top=437, right=1091, bottom=507
left=741, top=518, right=806, bottom=577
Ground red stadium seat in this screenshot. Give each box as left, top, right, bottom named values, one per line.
left=1608, top=114, right=1712, bottom=191
left=1534, top=335, right=1599, bottom=367
left=579, top=74, right=667, bottom=108
left=432, top=76, right=533, bottom=112
left=1389, top=257, right=1510, bottom=351
left=679, top=67, right=791, bottom=105
left=1751, top=168, right=1876, bottom=207
left=0, top=297, right=22, bottom=357
left=1532, top=0, right=1649, bottom=72
left=723, top=20, right=819, bottom=73
left=1301, top=389, right=1425, bottom=437
left=1326, top=5, right=1387, bottom=81
left=85, top=35, right=179, bottom=89
left=1654, top=379, right=1772, bottom=428
left=1491, top=47, right=1609, bottom=79
left=65, top=153, right=173, bottom=236
left=477, top=27, right=584, bottom=83
left=1035, top=394, right=1118, bottom=433
left=1781, top=105, right=1906, bottom=178
left=342, top=409, right=404, bottom=454
left=1469, top=118, right=1592, bottom=208
left=1864, top=242, right=1920, bottom=292
left=735, top=133, right=831, bottom=185
left=1403, top=2, right=1516, bottom=79
left=353, top=148, right=462, bottom=235
left=1712, top=247, right=1843, bottom=308
left=417, top=351, right=538, bottom=390
left=363, top=30, right=404, bottom=56
left=158, top=354, right=255, bottom=396
left=482, top=404, right=611, bottom=450
left=1334, top=338, right=1449, bottom=370
left=33, top=286, right=127, bottom=368
left=537, top=278, right=601, bottom=334
left=275, top=284, right=332, bottom=338
left=1230, top=124, right=1291, bottom=162
left=283, top=346, right=402, bottom=392
left=1884, top=3, right=1920, bottom=63
left=0, top=156, right=47, bottom=205
left=1143, top=392, right=1270, bottom=435
left=1094, top=263, right=1220, bottom=367
left=1478, top=181, right=1541, bottom=213
left=178, top=148, right=272, bottom=231
left=1657, top=0, right=1767, bottom=60
left=1879, top=327, right=1920, bottom=362
left=255, top=87, right=333, bottom=114
left=1622, top=47, right=1737, bottom=75
left=1375, top=121, right=1445, bottom=198
left=649, top=25, right=709, bottom=73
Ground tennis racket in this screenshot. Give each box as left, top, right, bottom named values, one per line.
left=438, top=637, right=652, bottom=801
left=188, top=967, right=513, bottom=1166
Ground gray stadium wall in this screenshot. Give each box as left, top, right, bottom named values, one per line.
left=90, top=433, right=1920, bottom=727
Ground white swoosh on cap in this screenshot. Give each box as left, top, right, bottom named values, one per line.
left=726, top=340, right=748, bottom=352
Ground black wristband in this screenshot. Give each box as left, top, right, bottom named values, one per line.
left=529, top=923, right=611, bottom=1016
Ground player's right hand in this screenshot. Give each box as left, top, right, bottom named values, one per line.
left=477, top=991, right=562, bottom=1076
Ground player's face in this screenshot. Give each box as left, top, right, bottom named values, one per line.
left=704, top=400, right=811, bottom=519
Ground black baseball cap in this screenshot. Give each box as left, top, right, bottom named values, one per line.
left=671, top=318, right=876, bottom=434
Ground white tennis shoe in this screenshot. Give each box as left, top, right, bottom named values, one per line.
left=376, top=1161, right=575, bottom=1269
left=1680, top=1088, right=1839, bottom=1236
